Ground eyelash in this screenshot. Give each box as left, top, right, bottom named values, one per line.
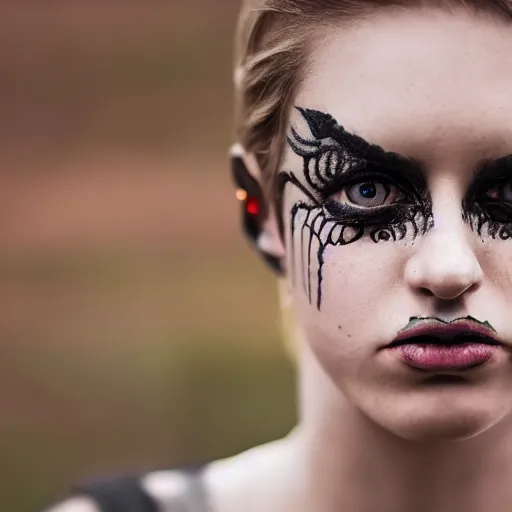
left=323, top=172, right=512, bottom=211
left=331, top=179, right=405, bottom=208
left=318, top=172, right=418, bottom=225
left=319, top=169, right=415, bottom=206
left=471, top=181, right=512, bottom=224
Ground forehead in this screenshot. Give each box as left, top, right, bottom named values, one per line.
left=294, top=7, right=512, bottom=167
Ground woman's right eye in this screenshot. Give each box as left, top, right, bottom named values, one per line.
left=331, top=181, right=406, bottom=208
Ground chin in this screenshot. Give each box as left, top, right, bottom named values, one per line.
left=367, top=402, right=506, bottom=443
left=386, top=417, right=492, bottom=442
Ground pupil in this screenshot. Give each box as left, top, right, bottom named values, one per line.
left=359, top=182, right=376, bottom=199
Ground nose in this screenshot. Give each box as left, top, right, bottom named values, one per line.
left=404, top=222, right=483, bottom=301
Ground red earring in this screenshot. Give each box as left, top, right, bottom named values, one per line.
left=235, top=188, right=260, bottom=216
left=245, top=196, right=260, bottom=216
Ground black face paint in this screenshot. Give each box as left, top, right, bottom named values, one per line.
left=463, top=155, right=512, bottom=240
left=278, top=107, right=433, bottom=309
left=402, top=315, right=497, bottom=334
left=231, top=155, right=284, bottom=274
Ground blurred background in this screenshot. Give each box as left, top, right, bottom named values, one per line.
left=0, top=2, right=296, bottom=510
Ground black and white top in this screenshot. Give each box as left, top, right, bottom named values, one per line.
left=54, top=466, right=213, bottom=512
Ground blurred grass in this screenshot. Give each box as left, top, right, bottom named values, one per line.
left=0, top=2, right=299, bottom=510
left=0, top=248, right=296, bottom=511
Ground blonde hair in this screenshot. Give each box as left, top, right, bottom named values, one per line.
left=234, top=0, right=512, bottom=201
left=233, top=0, right=512, bottom=355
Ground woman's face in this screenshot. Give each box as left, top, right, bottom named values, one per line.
left=280, top=7, right=512, bottom=440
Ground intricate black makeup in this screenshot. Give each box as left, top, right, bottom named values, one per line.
left=278, top=107, right=433, bottom=309
left=463, top=155, right=512, bottom=240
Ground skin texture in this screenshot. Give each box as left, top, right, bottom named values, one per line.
left=276, top=7, right=512, bottom=512
left=207, top=6, right=512, bottom=512
left=48, top=6, right=512, bottom=512
left=279, top=107, right=434, bottom=309
left=281, top=5, right=512, bottom=444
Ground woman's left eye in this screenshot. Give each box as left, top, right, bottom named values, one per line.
left=485, top=181, right=512, bottom=201
left=331, top=181, right=405, bottom=208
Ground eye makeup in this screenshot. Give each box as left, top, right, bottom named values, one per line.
left=278, top=107, right=434, bottom=309
left=463, top=155, right=512, bottom=239
left=287, top=107, right=429, bottom=201
left=278, top=107, right=512, bottom=310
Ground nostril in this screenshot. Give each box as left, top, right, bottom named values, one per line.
left=418, top=287, right=435, bottom=298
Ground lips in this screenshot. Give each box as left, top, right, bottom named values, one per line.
left=386, top=316, right=501, bottom=348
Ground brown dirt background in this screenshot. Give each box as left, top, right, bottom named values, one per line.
left=0, top=3, right=296, bottom=510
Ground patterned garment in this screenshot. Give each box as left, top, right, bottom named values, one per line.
left=65, top=466, right=213, bottom=512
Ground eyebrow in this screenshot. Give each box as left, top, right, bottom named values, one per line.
left=290, top=106, right=428, bottom=188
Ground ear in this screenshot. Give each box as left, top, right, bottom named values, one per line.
left=230, top=144, right=286, bottom=275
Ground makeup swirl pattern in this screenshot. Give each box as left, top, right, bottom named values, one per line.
left=463, top=208, right=512, bottom=240
left=462, top=155, right=512, bottom=240
left=287, top=188, right=364, bottom=310
left=278, top=107, right=433, bottom=309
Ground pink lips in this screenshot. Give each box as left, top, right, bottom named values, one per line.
left=386, top=318, right=502, bottom=371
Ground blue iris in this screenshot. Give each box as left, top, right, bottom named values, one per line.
left=359, top=182, right=377, bottom=198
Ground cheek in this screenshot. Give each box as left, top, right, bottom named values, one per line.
left=479, top=240, right=512, bottom=297
left=291, top=237, right=410, bottom=363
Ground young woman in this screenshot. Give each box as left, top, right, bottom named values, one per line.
left=47, top=0, right=512, bottom=511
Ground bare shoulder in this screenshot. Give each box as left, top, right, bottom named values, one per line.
left=202, top=433, right=301, bottom=512
left=42, top=496, right=100, bottom=512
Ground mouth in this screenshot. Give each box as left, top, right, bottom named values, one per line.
left=385, top=316, right=502, bottom=349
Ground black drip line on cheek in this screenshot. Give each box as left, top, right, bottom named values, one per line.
left=317, top=234, right=326, bottom=310
left=285, top=171, right=365, bottom=310
left=291, top=201, right=328, bottom=310
left=278, top=107, right=435, bottom=310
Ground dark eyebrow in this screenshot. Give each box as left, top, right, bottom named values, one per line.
left=292, top=106, right=428, bottom=188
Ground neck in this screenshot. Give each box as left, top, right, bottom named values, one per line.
left=292, top=340, right=512, bottom=512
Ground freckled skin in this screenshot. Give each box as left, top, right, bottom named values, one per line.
left=281, top=106, right=512, bottom=311
left=279, top=107, right=434, bottom=309
left=279, top=7, right=512, bottom=443
left=209, top=8, right=512, bottom=512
